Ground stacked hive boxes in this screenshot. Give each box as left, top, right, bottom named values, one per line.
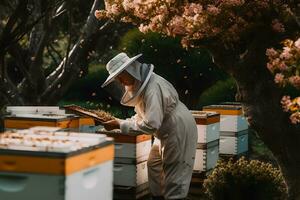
left=203, top=103, right=249, bottom=156
left=4, top=106, right=94, bottom=132
left=191, top=111, right=220, bottom=173
left=98, top=131, right=152, bottom=199
left=0, top=127, right=114, bottom=200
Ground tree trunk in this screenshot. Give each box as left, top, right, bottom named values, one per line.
left=232, top=61, right=300, bottom=200
left=207, top=32, right=300, bottom=199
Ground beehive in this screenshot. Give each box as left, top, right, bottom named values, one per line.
left=203, top=103, right=249, bottom=156
left=191, top=111, right=220, bottom=144
left=194, top=140, right=219, bottom=172
left=98, top=130, right=151, bottom=188
left=0, top=128, right=114, bottom=200
left=219, top=130, right=248, bottom=155
left=202, top=105, right=248, bottom=132
left=191, top=111, right=220, bottom=173
left=4, top=106, right=97, bottom=133
left=4, top=106, right=79, bottom=131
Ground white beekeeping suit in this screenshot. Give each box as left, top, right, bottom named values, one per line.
left=102, top=52, right=197, bottom=200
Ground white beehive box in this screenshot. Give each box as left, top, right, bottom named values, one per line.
left=193, top=140, right=219, bottom=172
left=203, top=104, right=248, bottom=132
left=219, top=130, right=248, bottom=155
left=97, top=130, right=151, bottom=188
left=6, top=106, right=66, bottom=115
left=4, top=112, right=79, bottom=131
left=0, top=129, right=114, bottom=200
left=98, top=131, right=152, bottom=163
left=113, top=161, right=148, bottom=187
left=191, top=111, right=220, bottom=144
left=4, top=106, right=99, bottom=132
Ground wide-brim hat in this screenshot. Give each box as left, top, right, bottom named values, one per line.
left=101, top=53, right=142, bottom=87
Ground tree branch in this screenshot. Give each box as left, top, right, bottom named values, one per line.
left=7, top=44, right=34, bottom=86
left=0, top=0, right=29, bottom=51
left=0, top=57, right=24, bottom=104
left=42, top=0, right=111, bottom=103
left=46, top=45, right=59, bottom=67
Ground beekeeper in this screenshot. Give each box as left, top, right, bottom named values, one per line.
left=101, top=52, right=197, bottom=200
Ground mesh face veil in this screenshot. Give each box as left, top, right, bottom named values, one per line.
left=103, top=61, right=154, bottom=107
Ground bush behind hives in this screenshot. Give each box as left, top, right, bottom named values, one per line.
left=197, top=77, right=237, bottom=108
left=203, top=157, right=287, bottom=200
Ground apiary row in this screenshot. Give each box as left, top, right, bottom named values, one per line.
left=2, top=104, right=249, bottom=199
left=191, top=102, right=249, bottom=176
left=4, top=106, right=151, bottom=199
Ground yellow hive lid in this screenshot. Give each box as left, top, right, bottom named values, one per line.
left=0, top=129, right=114, bottom=175
left=190, top=110, right=220, bottom=125
left=203, top=104, right=243, bottom=115
left=97, top=129, right=152, bottom=143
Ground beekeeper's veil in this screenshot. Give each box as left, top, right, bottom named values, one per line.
left=101, top=52, right=154, bottom=107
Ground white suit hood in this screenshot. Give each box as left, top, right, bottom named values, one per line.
left=120, top=62, right=154, bottom=107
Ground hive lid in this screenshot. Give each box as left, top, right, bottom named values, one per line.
left=202, top=104, right=244, bottom=115
left=203, top=105, right=242, bottom=110
left=220, top=102, right=242, bottom=106
left=190, top=110, right=220, bottom=118
left=4, top=113, right=77, bottom=121
left=0, top=129, right=113, bottom=157
left=96, top=128, right=152, bottom=143
left=6, top=106, right=64, bottom=114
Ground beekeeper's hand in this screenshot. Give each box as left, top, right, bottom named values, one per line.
left=103, top=119, right=120, bottom=131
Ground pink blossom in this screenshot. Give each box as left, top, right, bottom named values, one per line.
left=271, top=19, right=285, bottom=33
left=158, top=5, right=169, bottom=15
left=122, top=0, right=134, bottom=11
left=290, top=112, right=300, bottom=124
left=169, top=16, right=186, bottom=35
left=280, top=47, right=292, bottom=59
left=181, top=37, right=190, bottom=49
left=289, top=76, right=300, bottom=89
left=294, top=38, right=300, bottom=49
left=184, top=3, right=202, bottom=16
left=274, top=73, right=284, bottom=84
left=271, top=58, right=280, bottom=67
left=110, top=4, right=121, bottom=15
left=207, top=5, right=220, bottom=15
left=296, top=97, right=300, bottom=107
left=138, top=24, right=149, bottom=33
left=266, top=48, right=278, bottom=58
left=267, top=62, right=275, bottom=72
left=281, top=95, right=292, bottom=112
left=278, top=62, right=288, bottom=71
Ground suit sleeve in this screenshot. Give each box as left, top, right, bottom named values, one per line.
left=119, top=89, right=164, bottom=135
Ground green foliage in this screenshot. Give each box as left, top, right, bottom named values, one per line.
left=198, top=78, right=237, bottom=108
left=203, top=157, right=287, bottom=200
left=119, top=29, right=228, bottom=108
left=63, top=64, right=107, bottom=100
left=61, top=64, right=134, bottom=118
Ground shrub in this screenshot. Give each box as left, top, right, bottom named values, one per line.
left=203, top=157, right=287, bottom=200
left=197, top=77, right=237, bottom=108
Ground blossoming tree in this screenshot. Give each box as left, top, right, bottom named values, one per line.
left=95, top=0, right=300, bottom=198
left=266, top=38, right=300, bottom=124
